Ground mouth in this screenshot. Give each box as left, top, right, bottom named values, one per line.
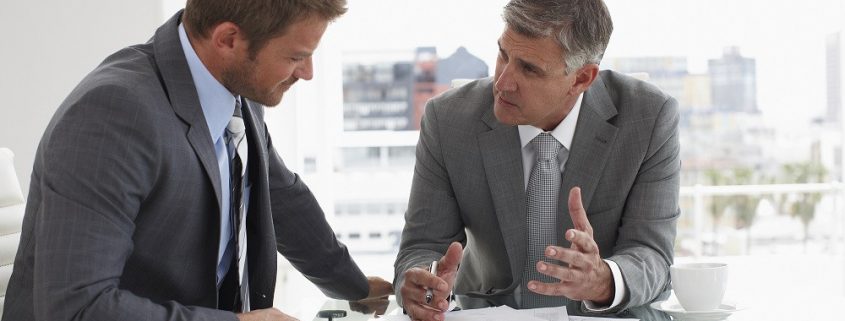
left=278, top=78, right=298, bottom=91
left=496, top=95, right=518, bottom=109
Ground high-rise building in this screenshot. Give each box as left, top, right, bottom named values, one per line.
left=341, top=61, right=414, bottom=131
left=435, top=46, right=490, bottom=86
left=411, top=47, right=489, bottom=129
left=333, top=47, right=488, bottom=252
left=603, top=56, right=714, bottom=127
left=827, top=32, right=842, bottom=126
left=603, top=56, right=688, bottom=103
left=343, top=47, right=488, bottom=132
left=708, top=47, right=758, bottom=113
left=412, top=47, right=439, bottom=130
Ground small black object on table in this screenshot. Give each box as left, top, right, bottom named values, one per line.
left=317, top=309, right=347, bottom=321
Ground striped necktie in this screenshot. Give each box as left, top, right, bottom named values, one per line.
left=225, top=99, right=250, bottom=312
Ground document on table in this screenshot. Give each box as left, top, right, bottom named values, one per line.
left=372, top=305, right=637, bottom=321
left=373, top=305, right=564, bottom=321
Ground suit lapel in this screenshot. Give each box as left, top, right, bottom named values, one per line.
left=557, top=75, right=619, bottom=244
left=153, top=11, right=223, bottom=212
left=477, top=107, right=527, bottom=287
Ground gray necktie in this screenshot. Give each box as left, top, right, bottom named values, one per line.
left=226, top=99, right=250, bottom=312
left=521, top=132, right=565, bottom=308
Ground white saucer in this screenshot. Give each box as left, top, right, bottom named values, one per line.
left=650, top=300, right=745, bottom=321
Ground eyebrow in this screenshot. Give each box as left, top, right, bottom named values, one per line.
left=292, top=51, right=313, bottom=58
left=497, top=40, right=547, bottom=76
left=518, top=58, right=544, bottom=75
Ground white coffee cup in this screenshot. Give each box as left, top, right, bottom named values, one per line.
left=670, top=262, right=728, bottom=311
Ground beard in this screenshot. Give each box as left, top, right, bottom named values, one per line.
left=221, top=57, right=296, bottom=107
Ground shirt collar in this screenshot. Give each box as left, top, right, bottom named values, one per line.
left=178, top=23, right=238, bottom=143
left=518, top=93, right=583, bottom=150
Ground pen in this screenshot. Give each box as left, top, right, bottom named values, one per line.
left=425, top=260, right=438, bottom=304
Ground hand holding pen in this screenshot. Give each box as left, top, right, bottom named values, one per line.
left=425, top=260, right=438, bottom=304
left=400, top=242, right=464, bottom=321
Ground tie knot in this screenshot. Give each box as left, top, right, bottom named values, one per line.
left=227, top=100, right=245, bottom=137
left=531, top=132, right=562, bottom=161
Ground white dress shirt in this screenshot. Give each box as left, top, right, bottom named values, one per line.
left=517, top=94, right=627, bottom=311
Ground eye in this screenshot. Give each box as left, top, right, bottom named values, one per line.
left=290, top=57, right=305, bottom=62
left=521, top=62, right=537, bottom=74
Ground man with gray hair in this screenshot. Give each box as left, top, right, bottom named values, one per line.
left=394, top=0, right=679, bottom=320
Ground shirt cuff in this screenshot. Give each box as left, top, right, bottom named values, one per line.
left=583, top=259, right=627, bottom=311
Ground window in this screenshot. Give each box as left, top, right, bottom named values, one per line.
left=254, top=0, right=844, bottom=317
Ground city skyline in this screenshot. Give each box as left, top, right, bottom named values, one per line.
left=320, top=0, right=842, bottom=128
left=158, top=0, right=843, bottom=126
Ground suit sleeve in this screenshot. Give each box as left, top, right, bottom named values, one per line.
left=265, top=127, right=369, bottom=300
left=393, top=99, right=466, bottom=306
left=32, top=85, right=236, bottom=321
left=609, top=96, right=681, bottom=310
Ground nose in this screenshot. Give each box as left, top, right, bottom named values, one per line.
left=494, top=63, right=517, bottom=93
left=293, top=56, right=314, bottom=81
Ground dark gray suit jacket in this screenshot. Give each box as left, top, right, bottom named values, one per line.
left=395, top=71, right=680, bottom=313
left=3, top=12, right=368, bottom=321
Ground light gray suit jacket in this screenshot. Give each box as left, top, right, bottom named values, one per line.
left=2, top=12, right=368, bottom=321
left=394, top=71, right=680, bottom=313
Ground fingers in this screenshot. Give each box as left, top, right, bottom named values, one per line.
left=400, top=268, right=450, bottom=315
left=405, top=267, right=449, bottom=294
left=365, top=276, right=394, bottom=299
left=528, top=241, right=612, bottom=302
left=439, top=242, right=463, bottom=273
left=348, top=298, right=390, bottom=316
left=526, top=279, right=571, bottom=297
left=565, top=229, right=599, bottom=254
left=236, top=308, right=299, bottom=321
left=400, top=244, right=463, bottom=321
left=404, top=303, right=446, bottom=321
left=375, top=301, right=389, bottom=316
left=543, top=246, right=590, bottom=269
left=537, top=260, right=584, bottom=282
left=567, top=187, right=593, bottom=237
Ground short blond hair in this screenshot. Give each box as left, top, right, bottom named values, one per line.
left=184, top=0, right=347, bottom=58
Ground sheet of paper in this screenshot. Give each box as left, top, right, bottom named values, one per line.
left=569, top=316, right=638, bottom=321
left=372, top=305, right=568, bottom=321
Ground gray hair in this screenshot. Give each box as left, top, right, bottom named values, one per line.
left=503, top=0, right=613, bottom=74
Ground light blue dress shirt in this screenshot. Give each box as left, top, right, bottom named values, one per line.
left=177, top=23, right=252, bottom=287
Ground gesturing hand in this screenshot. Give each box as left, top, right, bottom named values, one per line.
left=527, top=187, right=614, bottom=304
left=237, top=308, right=299, bottom=321
left=399, top=242, right=463, bottom=321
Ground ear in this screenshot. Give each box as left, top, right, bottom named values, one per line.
left=208, top=21, right=249, bottom=58
left=569, top=63, right=599, bottom=95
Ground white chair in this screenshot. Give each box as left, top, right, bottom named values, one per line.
left=0, top=148, right=24, bottom=315
left=450, top=78, right=475, bottom=89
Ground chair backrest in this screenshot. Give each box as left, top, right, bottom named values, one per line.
left=0, top=148, right=24, bottom=315
left=450, top=78, right=474, bottom=89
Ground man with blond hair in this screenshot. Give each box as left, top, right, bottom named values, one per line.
left=3, top=1, right=391, bottom=320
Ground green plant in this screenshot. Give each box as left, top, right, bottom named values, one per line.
left=778, top=162, right=828, bottom=251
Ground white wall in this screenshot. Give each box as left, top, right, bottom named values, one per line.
left=0, top=0, right=164, bottom=194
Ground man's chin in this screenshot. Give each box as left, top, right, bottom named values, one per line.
left=492, top=104, right=519, bottom=126
left=246, top=93, right=284, bottom=107
left=265, top=93, right=284, bottom=107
